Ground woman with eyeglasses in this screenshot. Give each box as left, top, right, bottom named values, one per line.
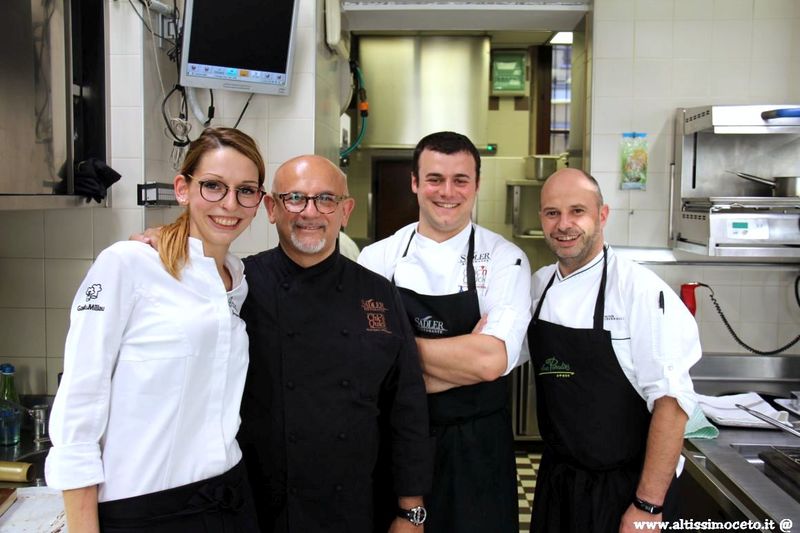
left=45, top=127, right=265, bottom=533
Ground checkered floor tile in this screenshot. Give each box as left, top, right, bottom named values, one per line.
left=516, top=452, right=540, bottom=532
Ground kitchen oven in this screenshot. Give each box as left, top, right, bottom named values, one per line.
left=671, top=105, right=800, bottom=259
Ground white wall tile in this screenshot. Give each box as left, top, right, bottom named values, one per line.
left=630, top=98, right=675, bottom=135
left=635, top=0, right=674, bottom=19
left=109, top=55, right=143, bottom=108
left=0, top=259, right=45, bottom=308
left=674, top=0, right=714, bottom=19
left=110, top=157, right=144, bottom=210
left=110, top=107, right=143, bottom=159
left=736, top=321, right=779, bottom=352
left=740, top=285, right=780, bottom=324
left=630, top=171, right=670, bottom=209
left=108, top=1, right=142, bottom=55
left=777, top=326, right=800, bottom=355
left=697, top=319, right=741, bottom=353
left=635, top=20, right=674, bottom=59
left=0, top=211, right=44, bottom=258
left=713, top=0, right=755, bottom=19
left=293, top=28, right=317, bottom=76
left=752, top=18, right=793, bottom=59
left=595, top=0, right=635, bottom=20
left=593, top=59, right=634, bottom=97
left=710, top=60, right=751, bottom=99
left=672, top=60, right=711, bottom=98
left=44, top=259, right=93, bottom=308
left=629, top=209, right=668, bottom=246
left=633, top=60, right=673, bottom=98
left=711, top=19, right=753, bottom=59
left=46, top=308, right=70, bottom=358
left=1, top=357, right=47, bottom=395
left=92, top=208, right=144, bottom=256
left=217, top=91, right=268, bottom=122
left=753, top=0, right=796, bottom=18
left=604, top=208, right=631, bottom=245
left=672, top=21, right=713, bottom=59
left=593, top=97, right=634, bottom=133
left=44, top=209, right=94, bottom=259
left=0, top=309, right=46, bottom=357
left=297, top=0, right=316, bottom=28
left=749, top=60, right=792, bottom=102
left=594, top=20, right=635, bottom=58
left=269, top=73, right=316, bottom=119
left=591, top=134, right=626, bottom=173
left=267, top=119, right=315, bottom=163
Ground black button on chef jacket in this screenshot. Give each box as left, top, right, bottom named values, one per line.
left=238, top=245, right=433, bottom=533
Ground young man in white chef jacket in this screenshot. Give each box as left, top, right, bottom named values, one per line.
left=527, top=168, right=700, bottom=533
left=358, top=131, right=532, bottom=532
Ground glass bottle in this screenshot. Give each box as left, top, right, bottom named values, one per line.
left=0, top=364, right=21, bottom=446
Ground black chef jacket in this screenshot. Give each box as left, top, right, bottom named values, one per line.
left=238, top=245, right=434, bottom=533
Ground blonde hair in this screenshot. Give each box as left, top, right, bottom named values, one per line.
left=160, top=127, right=266, bottom=279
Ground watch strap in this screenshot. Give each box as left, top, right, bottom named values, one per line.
left=632, top=497, right=663, bottom=514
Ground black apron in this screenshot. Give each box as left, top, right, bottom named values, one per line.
left=527, top=248, right=674, bottom=533
left=394, top=227, right=518, bottom=533
left=97, top=461, right=259, bottom=533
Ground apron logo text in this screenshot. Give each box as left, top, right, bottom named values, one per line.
left=538, top=357, right=575, bottom=378
left=414, top=315, right=448, bottom=335
left=77, top=303, right=105, bottom=312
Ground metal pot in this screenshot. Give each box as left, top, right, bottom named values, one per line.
left=728, top=171, right=800, bottom=197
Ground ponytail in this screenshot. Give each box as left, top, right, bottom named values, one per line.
left=159, top=210, right=192, bottom=279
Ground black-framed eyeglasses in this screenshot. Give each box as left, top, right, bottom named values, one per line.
left=186, top=175, right=265, bottom=208
left=274, top=192, right=349, bottom=214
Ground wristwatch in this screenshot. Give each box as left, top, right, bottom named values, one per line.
left=397, top=505, right=427, bottom=526
left=632, top=496, right=663, bottom=514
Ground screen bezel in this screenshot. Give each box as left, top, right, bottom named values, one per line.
left=179, top=0, right=300, bottom=96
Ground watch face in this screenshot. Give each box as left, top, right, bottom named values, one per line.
left=400, top=506, right=427, bottom=525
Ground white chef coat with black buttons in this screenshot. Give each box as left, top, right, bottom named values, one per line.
left=46, top=238, right=249, bottom=503
left=531, top=245, right=700, bottom=418
left=358, top=222, right=532, bottom=375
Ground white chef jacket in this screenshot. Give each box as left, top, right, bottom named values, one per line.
left=46, top=238, right=249, bottom=502
left=358, top=222, right=532, bottom=375
left=531, top=245, right=700, bottom=418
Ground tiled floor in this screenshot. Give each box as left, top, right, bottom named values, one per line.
left=516, top=452, right=540, bottom=532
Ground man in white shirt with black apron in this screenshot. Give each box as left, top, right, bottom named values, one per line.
left=359, top=131, right=532, bottom=532
left=528, top=168, right=700, bottom=533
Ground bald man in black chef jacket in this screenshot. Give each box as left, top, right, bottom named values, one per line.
left=237, top=155, right=432, bottom=533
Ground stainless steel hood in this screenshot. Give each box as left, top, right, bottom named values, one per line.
left=681, top=105, right=800, bottom=135
left=358, top=35, right=489, bottom=148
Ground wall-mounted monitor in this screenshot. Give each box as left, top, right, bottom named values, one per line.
left=180, top=0, right=299, bottom=96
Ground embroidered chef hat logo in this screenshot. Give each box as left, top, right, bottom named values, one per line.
left=85, top=284, right=103, bottom=302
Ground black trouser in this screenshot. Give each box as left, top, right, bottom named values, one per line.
left=98, top=461, right=259, bottom=533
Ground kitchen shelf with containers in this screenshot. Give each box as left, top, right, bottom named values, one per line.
left=506, top=179, right=544, bottom=239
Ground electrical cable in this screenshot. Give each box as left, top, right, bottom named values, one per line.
left=697, top=281, right=800, bottom=356
left=233, top=94, right=255, bottom=129
left=128, top=0, right=176, bottom=43
left=340, top=63, right=368, bottom=158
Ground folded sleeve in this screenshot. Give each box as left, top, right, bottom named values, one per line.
left=626, top=272, right=701, bottom=418
left=45, top=245, right=137, bottom=490
left=479, top=245, right=532, bottom=375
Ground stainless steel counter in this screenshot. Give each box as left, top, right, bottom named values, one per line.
left=683, top=427, right=800, bottom=532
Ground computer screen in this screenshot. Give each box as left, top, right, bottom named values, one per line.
left=179, top=0, right=299, bottom=96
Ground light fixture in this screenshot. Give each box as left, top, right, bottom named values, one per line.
left=549, top=32, right=573, bottom=45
